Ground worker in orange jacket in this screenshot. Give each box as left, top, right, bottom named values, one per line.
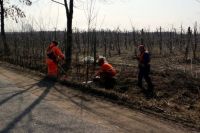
left=46, top=41, right=65, bottom=78
left=95, top=57, right=117, bottom=89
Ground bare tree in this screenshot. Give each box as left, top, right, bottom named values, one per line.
left=63, top=0, right=74, bottom=70
left=51, top=0, right=73, bottom=69
left=159, top=27, right=162, bottom=55
left=193, top=22, right=198, bottom=59
left=179, top=25, right=184, bottom=51
left=140, top=28, right=144, bottom=45
left=0, top=0, right=32, bottom=55
left=185, top=27, right=192, bottom=60
left=169, top=31, right=173, bottom=54
left=84, top=0, right=98, bottom=82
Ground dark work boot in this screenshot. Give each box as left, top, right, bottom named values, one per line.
left=146, top=86, right=156, bottom=99
left=137, top=82, right=143, bottom=88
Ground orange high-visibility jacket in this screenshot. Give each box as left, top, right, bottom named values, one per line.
left=46, top=43, right=64, bottom=77
left=97, top=63, right=116, bottom=77
left=47, top=43, right=65, bottom=60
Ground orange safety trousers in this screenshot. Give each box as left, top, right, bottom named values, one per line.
left=46, top=58, right=58, bottom=77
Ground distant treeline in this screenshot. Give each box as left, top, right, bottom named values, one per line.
left=0, top=27, right=199, bottom=72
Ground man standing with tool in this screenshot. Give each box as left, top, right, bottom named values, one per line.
left=46, top=41, right=65, bottom=79
left=137, top=45, right=154, bottom=98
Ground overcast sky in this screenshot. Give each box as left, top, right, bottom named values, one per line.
left=6, top=0, right=200, bottom=31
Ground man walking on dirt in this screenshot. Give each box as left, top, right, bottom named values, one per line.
left=137, top=45, right=154, bottom=98
left=46, top=41, right=65, bottom=79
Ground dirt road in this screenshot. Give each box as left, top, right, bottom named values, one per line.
left=0, top=65, right=198, bottom=133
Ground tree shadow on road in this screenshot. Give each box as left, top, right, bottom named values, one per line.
left=0, top=76, right=55, bottom=133
left=0, top=83, right=38, bottom=107
left=53, top=86, right=136, bottom=133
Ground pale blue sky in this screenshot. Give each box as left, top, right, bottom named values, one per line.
left=6, top=0, right=200, bottom=31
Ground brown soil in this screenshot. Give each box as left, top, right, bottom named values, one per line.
left=64, top=55, right=200, bottom=129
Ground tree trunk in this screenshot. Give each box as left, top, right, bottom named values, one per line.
left=159, top=27, right=162, bottom=55
left=185, top=27, right=192, bottom=60
left=116, top=31, right=121, bottom=55
left=180, top=25, right=183, bottom=51
left=64, top=0, right=73, bottom=70
left=93, top=30, right=97, bottom=71
left=169, top=31, right=173, bottom=54
left=132, top=30, right=137, bottom=57
left=193, top=25, right=197, bottom=59
left=141, top=29, right=144, bottom=45
left=103, top=32, right=107, bottom=57
left=66, top=15, right=73, bottom=69
left=0, top=0, right=10, bottom=55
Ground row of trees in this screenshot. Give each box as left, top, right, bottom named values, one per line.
left=1, top=26, right=199, bottom=61
left=1, top=0, right=199, bottom=72
left=0, top=0, right=32, bottom=55
left=0, top=0, right=74, bottom=70
left=0, top=27, right=199, bottom=82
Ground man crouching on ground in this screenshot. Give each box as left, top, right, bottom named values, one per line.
left=94, top=57, right=117, bottom=89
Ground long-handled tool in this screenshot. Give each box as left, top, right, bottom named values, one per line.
left=58, top=63, right=68, bottom=80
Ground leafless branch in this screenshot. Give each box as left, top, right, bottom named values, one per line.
left=51, top=0, right=64, bottom=6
